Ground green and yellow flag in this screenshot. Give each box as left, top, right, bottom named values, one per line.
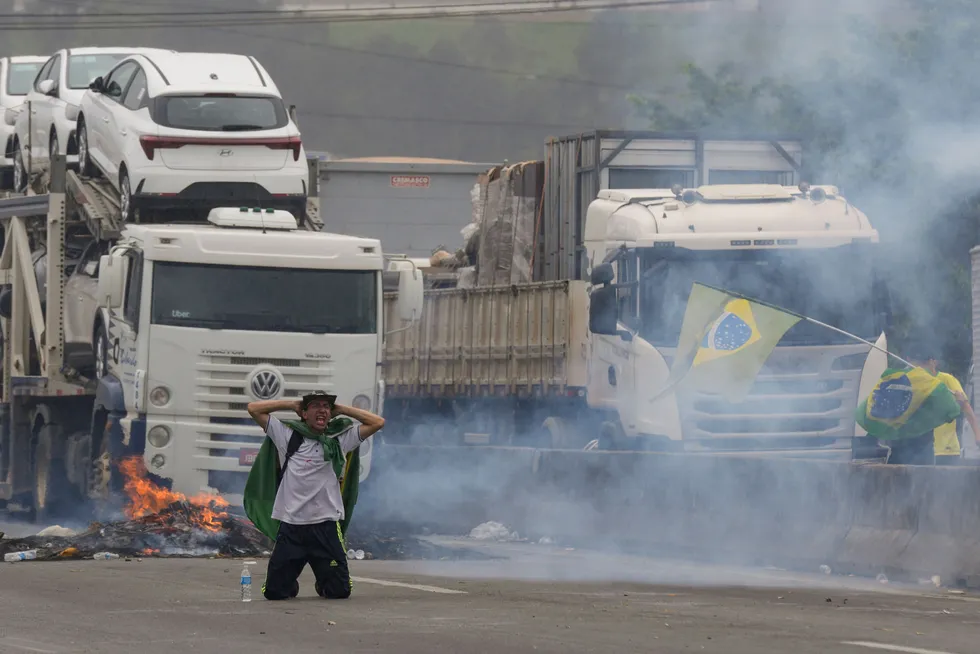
left=667, top=283, right=802, bottom=402
left=855, top=367, right=961, bottom=441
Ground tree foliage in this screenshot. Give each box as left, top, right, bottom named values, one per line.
left=630, top=1, right=980, bottom=377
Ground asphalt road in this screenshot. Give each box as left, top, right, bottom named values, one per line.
left=1, top=539, right=978, bottom=654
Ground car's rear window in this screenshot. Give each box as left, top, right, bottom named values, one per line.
left=153, top=95, right=288, bottom=132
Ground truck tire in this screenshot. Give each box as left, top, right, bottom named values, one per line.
left=598, top=420, right=629, bottom=451
left=31, top=423, right=73, bottom=522
left=541, top=416, right=587, bottom=450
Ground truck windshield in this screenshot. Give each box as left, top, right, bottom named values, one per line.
left=7, top=62, right=44, bottom=95
left=638, top=245, right=880, bottom=347
left=150, top=262, right=377, bottom=334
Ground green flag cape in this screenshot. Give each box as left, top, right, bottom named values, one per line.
left=855, top=366, right=961, bottom=441
left=243, top=416, right=361, bottom=544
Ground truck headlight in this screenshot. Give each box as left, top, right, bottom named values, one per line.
left=147, top=425, right=171, bottom=448
left=149, top=386, right=171, bottom=407
left=150, top=454, right=166, bottom=469
left=352, top=394, right=371, bottom=411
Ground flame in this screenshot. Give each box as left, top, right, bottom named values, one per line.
left=118, top=456, right=230, bottom=532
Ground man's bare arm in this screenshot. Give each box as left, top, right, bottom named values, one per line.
left=334, top=404, right=386, bottom=440
left=954, top=392, right=980, bottom=447
left=247, top=399, right=302, bottom=431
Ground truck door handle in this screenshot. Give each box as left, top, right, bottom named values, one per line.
left=120, top=129, right=127, bottom=136
left=102, top=117, right=109, bottom=123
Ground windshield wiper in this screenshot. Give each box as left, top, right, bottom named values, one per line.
left=221, top=124, right=265, bottom=131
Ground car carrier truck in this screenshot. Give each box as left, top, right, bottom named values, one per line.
left=0, top=154, right=423, bottom=520
left=380, top=133, right=889, bottom=457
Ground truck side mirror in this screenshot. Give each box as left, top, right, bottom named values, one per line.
left=589, top=285, right=618, bottom=335
left=590, top=263, right=614, bottom=286
left=395, top=266, right=423, bottom=322
left=97, top=254, right=125, bottom=309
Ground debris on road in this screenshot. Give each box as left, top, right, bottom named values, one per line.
left=876, top=573, right=889, bottom=584
left=469, top=521, right=519, bottom=542
left=36, top=525, right=76, bottom=538
left=819, top=565, right=832, bottom=575
left=0, top=500, right=272, bottom=561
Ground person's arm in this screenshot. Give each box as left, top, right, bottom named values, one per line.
left=247, top=399, right=302, bottom=432
left=953, top=391, right=980, bottom=446
left=333, top=404, right=385, bottom=441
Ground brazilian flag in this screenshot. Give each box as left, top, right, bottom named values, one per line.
left=666, top=283, right=802, bottom=403
left=855, top=367, right=961, bottom=441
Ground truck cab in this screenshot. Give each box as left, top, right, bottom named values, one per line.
left=88, top=207, right=422, bottom=503
left=584, top=183, right=889, bottom=455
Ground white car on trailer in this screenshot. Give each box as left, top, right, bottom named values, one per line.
left=75, top=50, right=308, bottom=221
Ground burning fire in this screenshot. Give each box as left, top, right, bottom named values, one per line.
left=118, top=456, right=230, bottom=532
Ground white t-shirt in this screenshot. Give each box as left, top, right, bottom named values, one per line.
left=266, top=415, right=362, bottom=525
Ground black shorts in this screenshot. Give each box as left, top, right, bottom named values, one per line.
left=263, top=520, right=351, bottom=600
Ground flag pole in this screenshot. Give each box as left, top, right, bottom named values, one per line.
left=693, top=282, right=915, bottom=369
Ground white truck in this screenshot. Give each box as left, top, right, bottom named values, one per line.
left=383, top=182, right=889, bottom=457
left=0, top=154, right=423, bottom=520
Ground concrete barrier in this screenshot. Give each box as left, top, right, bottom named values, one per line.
left=363, top=444, right=980, bottom=585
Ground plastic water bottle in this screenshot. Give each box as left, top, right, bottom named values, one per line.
left=92, top=552, right=120, bottom=560
left=241, top=561, right=254, bottom=602
left=4, top=550, right=37, bottom=562
left=354, top=549, right=365, bottom=560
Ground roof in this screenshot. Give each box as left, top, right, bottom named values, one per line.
left=322, top=156, right=496, bottom=174
left=141, top=51, right=275, bottom=93
left=63, top=46, right=173, bottom=56
left=123, top=222, right=383, bottom=269
left=586, top=185, right=876, bottom=246
left=334, top=156, right=472, bottom=164
left=6, top=55, right=48, bottom=64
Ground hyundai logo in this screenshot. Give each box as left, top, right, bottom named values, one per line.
left=250, top=370, right=282, bottom=400
left=219, top=149, right=233, bottom=156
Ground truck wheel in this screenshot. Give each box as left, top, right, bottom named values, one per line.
left=94, top=324, right=110, bottom=380
left=31, top=423, right=73, bottom=522
left=598, top=420, right=629, bottom=451
left=541, top=416, right=586, bottom=449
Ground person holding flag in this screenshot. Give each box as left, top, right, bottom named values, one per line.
left=900, top=347, right=980, bottom=465
left=854, top=344, right=965, bottom=466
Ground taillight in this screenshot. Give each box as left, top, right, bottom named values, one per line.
left=264, top=135, right=302, bottom=161
left=139, top=135, right=303, bottom=161
left=139, top=136, right=185, bottom=161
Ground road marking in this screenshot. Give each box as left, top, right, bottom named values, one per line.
left=0, top=638, right=60, bottom=653
left=841, top=641, right=957, bottom=654
left=351, top=576, right=467, bottom=594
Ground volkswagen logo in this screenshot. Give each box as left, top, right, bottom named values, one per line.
left=249, top=370, right=283, bottom=400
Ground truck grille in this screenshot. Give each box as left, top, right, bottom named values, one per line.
left=677, top=345, right=868, bottom=449
left=194, top=354, right=335, bottom=418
